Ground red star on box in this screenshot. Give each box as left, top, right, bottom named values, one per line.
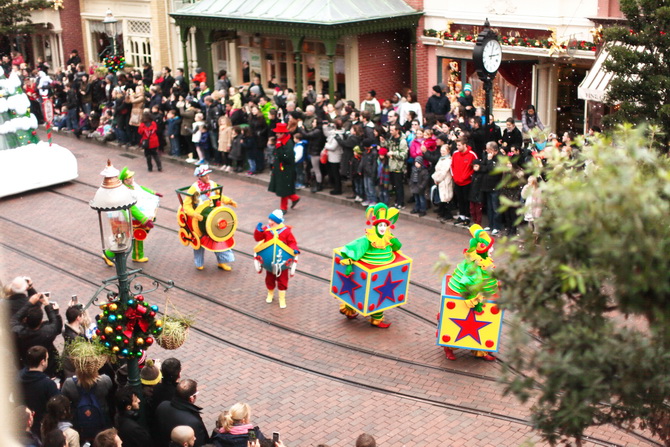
left=450, top=309, right=492, bottom=344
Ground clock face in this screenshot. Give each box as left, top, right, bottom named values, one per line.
left=482, top=39, right=502, bottom=73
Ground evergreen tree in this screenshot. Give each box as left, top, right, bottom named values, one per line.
left=0, top=0, right=52, bottom=36
left=0, top=67, right=40, bottom=150
left=497, top=127, right=670, bottom=445
left=602, top=0, right=670, bottom=148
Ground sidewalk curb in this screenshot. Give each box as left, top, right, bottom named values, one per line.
left=46, top=129, right=468, bottom=234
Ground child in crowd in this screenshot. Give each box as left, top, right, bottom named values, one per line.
left=264, top=136, right=276, bottom=171
left=73, top=111, right=91, bottom=138
left=293, top=132, right=307, bottom=189
left=191, top=112, right=206, bottom=164
left=166, top=109, right=182, bottom=156
left=377, top=147, right=391, bottom=205
left=197, top=124, right=210, bottom=166
left=54, top=106, right=68, bottom=130
left=431, top=143, right=454, bottom=222
left=521, top=175, right=543, bottom=243
left=88, top=113, right=113, bottom=141
left=217, top=115, right=233, bottom=171
left=359, top=140, right=378, bottom=205
left=409, top=155, right=430, bottom=216
left=151, top=105, right=165, bottom=152
left=350, top=144, right=364, bottom=202
left=467, top=160, right=484, bottom=226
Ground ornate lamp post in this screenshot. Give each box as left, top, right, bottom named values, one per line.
left=102, top=9, right=118, bottom=56
left=89, top=161, right=173, bottom=391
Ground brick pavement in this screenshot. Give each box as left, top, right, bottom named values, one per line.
left=0, top=133, right=660, bottom=446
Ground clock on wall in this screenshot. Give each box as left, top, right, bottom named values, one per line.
left=473, top=19, right=502, bottom=81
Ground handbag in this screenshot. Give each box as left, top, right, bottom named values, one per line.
left=141, top=138, right=150, bottom=149
left=320, top=149, right=328, bottom=164
left=431, top=185, right=441, bottom=205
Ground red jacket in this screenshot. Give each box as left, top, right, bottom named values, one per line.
left=451, top=148, right=478, bottom=186
left=138, top=121, right=159, bottom=149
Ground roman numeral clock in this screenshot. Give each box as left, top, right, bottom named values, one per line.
left=472, top=19, right=502, bottom=123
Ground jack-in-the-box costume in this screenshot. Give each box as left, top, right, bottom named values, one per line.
left=253, top=209, right=299, bottom=309
left=330, top=203, right=412, bottom=328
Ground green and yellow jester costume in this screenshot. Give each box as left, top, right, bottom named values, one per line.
left=103, top=167, right=161, bottom=265
left=339, top=203, right=402, bottom=328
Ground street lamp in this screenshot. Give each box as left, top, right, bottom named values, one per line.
left=88, top=160, right=173, bottom=391
left=102, top=9, right=118, bottom=55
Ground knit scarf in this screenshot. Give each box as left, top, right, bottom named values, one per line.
left=220, top=423, right=254, bottom=435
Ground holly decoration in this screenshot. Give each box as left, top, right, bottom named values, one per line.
left=423, top=29, right=598, bottom=52
left=94, top=294, right=162, bottom=359
left=103, top=54, right=126, bottom=73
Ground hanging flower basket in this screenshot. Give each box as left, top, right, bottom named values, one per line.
left=66, top=338, right=109, bottom=375
left=156, top=316, right=192, bottom=350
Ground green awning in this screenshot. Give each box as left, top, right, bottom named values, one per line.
left=171, top=0, right=422, bottom=36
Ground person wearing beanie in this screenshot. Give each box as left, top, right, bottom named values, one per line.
left=426, top=84, right=450, bottom=119
left=181, top=165, right=238, bottom=271
left=409, top=155, right=430, bottom=216
left=140, top=359, right=162, bottom=427
left=253, top=210, right=300, bottom=309
left=458, top=83, right=475, bottom=118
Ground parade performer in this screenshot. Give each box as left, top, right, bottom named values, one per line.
left=102, top=167, right=161, bottom=266
left=182, top=165, right=238, bottom=270
left=253, top=209, right=299, bottom=309
left=332, top=203, right=412, bottom=328
left=437, top=224, right=501, bottom=361
left=268, top=122, right=300, bottom=213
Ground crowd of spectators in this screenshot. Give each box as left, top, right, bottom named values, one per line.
left=2, top=275, right=386, bottom=447
left=3, top=49, right=596, bottom=234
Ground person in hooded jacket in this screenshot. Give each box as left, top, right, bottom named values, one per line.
left=19, top=346, right=60, bottom=438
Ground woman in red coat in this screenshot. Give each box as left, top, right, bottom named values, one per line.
left=139, top=112, right=162, bottom=172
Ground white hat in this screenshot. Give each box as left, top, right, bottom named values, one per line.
left=194, top=165, right=212, bottom=177
left=268, top=209, right=284, bottom=224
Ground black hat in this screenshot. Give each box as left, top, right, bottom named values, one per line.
left=361, top=138, right=376, bottom=148
left=432, top=85, right=442, bottom=94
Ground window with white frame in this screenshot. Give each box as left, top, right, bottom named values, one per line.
left=126, top=20, right=152, bottom=67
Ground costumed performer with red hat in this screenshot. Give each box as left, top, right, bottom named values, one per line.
left=253, top=209, right=300, bottom=309
left=268, top=122, right=300, bottom=213
left=184, top=165, right=238, bottom=270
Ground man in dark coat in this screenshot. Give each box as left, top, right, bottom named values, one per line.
left=478, top=141, right=503, bottom=235
left=154, top=379, right=209, bottom=447
left=19, top=346, right=60, bottom=437
left=151, top=357, right=181, bottom=414
left=12, top=294, right=62, bottom=377
left=115, top=387, right=152, bottom=447
left=268, top=122, right=300, bottom=213
left=425, top=85, right=450, bottom=118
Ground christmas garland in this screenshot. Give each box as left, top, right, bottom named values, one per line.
left=423, top=29, right=598, bottom=52
left=94, top=293, right=163, bottom=359
left=103, top=54, right=126, bottom=73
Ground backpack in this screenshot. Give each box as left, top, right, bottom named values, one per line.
left=72, top=377, right=106, bottom=441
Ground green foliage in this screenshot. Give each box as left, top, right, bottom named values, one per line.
left=0, top=0, right=52, bottom=36
left=497, top=125, right=670, bottom=445
left=602, top=0, right=670, bottom=148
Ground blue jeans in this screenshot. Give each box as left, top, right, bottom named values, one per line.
left=413, top=193, right=426, bottom=212
left=378, top=189, right=389, bottom=205
left=66, top=108, right=78, bottom=130
left=485, top=191, right=501, bottom=230
left=247, top=158, right=257, bottom=173
left=170, top=137, right=181, bottom=156
left=193, top=248, right=235, bottom=267
left=296, top=161, right=305, bottom=186
left=363, top=176, right=377, bottom=203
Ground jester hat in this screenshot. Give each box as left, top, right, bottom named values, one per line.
left=468, top=224, right=494, bottom=257
left=365, top=203, right=400, bottom=228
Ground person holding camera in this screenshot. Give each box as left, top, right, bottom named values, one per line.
left=11, top=292, right=63, bottom=377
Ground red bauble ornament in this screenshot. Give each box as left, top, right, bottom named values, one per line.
left=149, top=311, right=156, bottom=317
left=145, top=337, right=154, bottom=345
left=136, top=295, right=144, bottom=302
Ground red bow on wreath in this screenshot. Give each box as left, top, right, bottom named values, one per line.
left=123, top=304, right=149, bottom=338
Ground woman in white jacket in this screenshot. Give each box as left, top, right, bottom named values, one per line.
left=322, top=119, right=344, bottom=195
left=431, top=143, right=454, bottom=222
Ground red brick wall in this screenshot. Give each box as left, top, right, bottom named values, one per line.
left=414, top=15, right=430, bottom=107
left=358, top=30, right=411, bottom=104
left=59, top=0, right=86, bottom=67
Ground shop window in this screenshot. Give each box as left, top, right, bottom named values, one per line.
left=128, top=38, right=152, bottom=67
left=556, top=66, right=587, bottom=134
